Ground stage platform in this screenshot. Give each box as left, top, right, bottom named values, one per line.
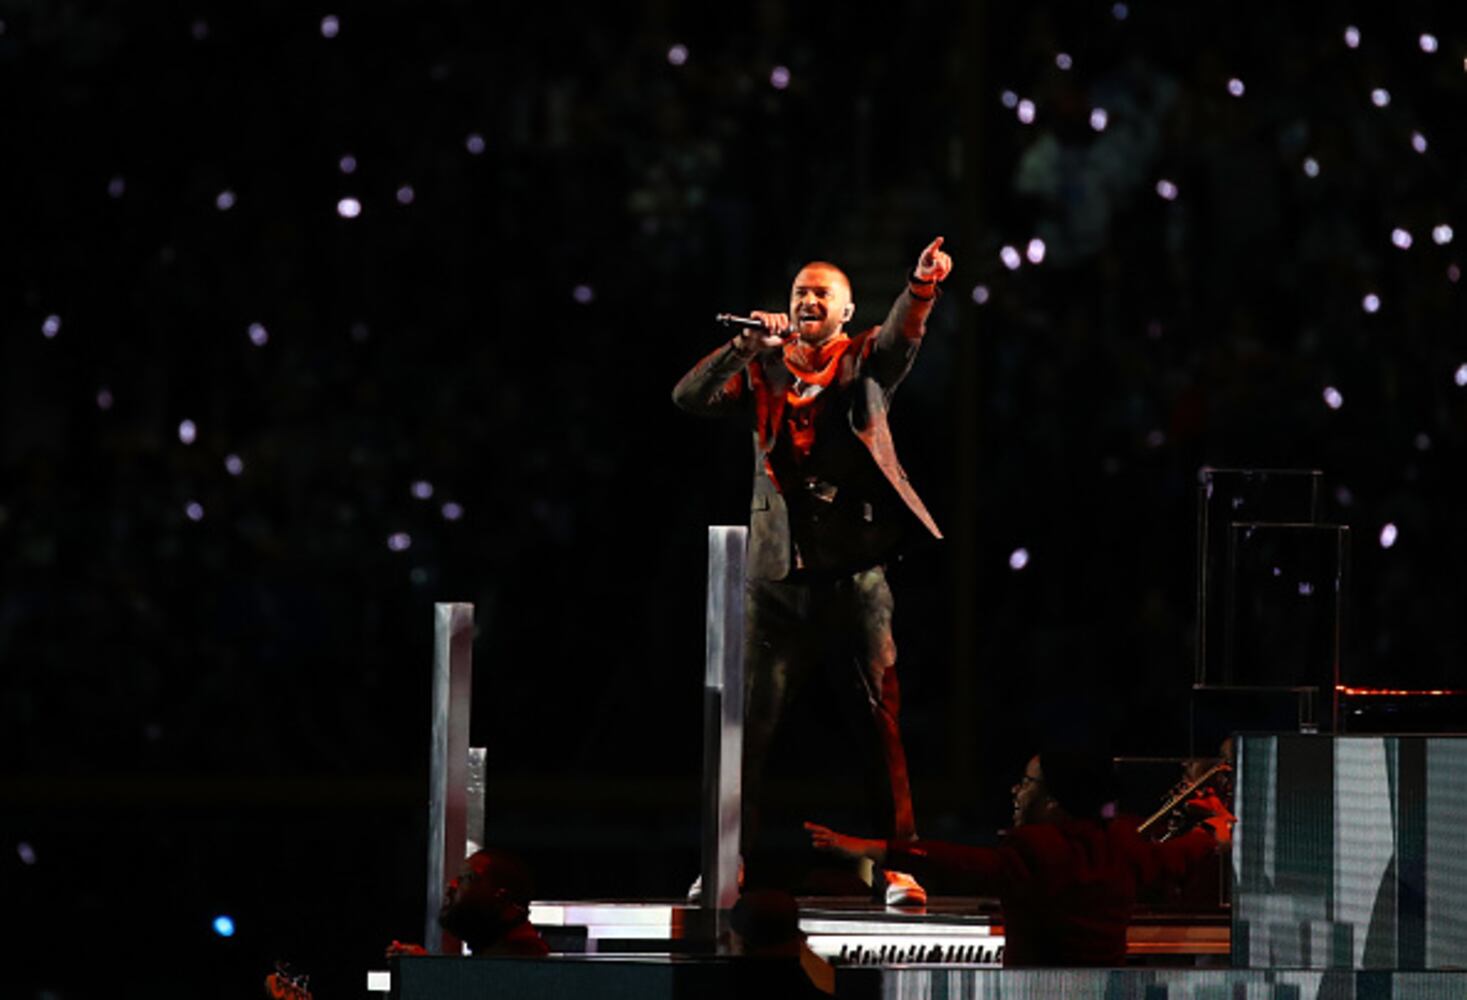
left=375, top=881, right=1467, bottom=997
left=371, top=896, right=1234, bottom=996
left=525, top=897, right=1229, bottom=966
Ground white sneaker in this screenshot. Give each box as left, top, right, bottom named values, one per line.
left=687, top=859, right=744, bottom=903
left=883, top=870, right=927, bottom=907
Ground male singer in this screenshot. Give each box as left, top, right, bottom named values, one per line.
left=673, top=238, right=953, bottom=905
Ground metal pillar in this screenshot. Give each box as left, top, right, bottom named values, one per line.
left=700, top=526, right=746, bottom=935
left=466, top=747, right=487, bottom=856
left=426, top=602, right=474, bottom=954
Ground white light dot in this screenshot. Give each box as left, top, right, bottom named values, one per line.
left=320, top=15, right=339, bottom=38
left=17, top=843, right=36, bottom=865
left=465, top=133, right=486, bottom=155
left=1454, top=363, right=1467, bottom=387
left=1302, top=156, right=1320, bottom=178
left=441, top=502, right=465, bottom=522
left=178, top=419, right=197, bottom=444
left=41, top=314, right=61, bottom=338
left=107, top=176, right=126, bottom=198
left=395, top=184, right=415, bottom=205
left=191, top=20, right=209, bottom=41
left=1344, top=26, right=1361, bottom=49
left=1391, top=227, right=1414, bottom=250
left=247, top=322, right=269, bottom=346
left=667, top=44, right=688, bottom=66
left=1450, top=264, right=1462, bottom=283
left=1335, top=485, right=1354, bottom=507
left=338, top=154, right=357, bottom=174
left=1025, top=238, right=1046, bottom=265
left=1155, top=179, right=1179, bottom=201
left=1414, top=432, right=1432, bottom=451
left=999, top=245, right=1022, bottom=270
left=1298, top=581, right=1315, bottom=597
left=1089, top=108, right=1109, bottom=131
left=1371, top=88, right=1391, bottom=108
left=1111, top=2, right=1129, bottom=20
left=1009, top=547, right=1030, bottom=571
left=387, top=532, right=412, bottom=552
left=96, top=387, right=114, bottom=411
left=1323, top=386, right=1344, bottom=410
left=770, top=65, right=791, bottom=90
left=1420, top=33, right=1439, bottom=54
left=1411, top=130, right=1428, bottom=154
left=1362, top=293, right=1381, bottom=314
left=1379, top=523, right=1398, bottom=549
left=1016, top=99, right=1036, bottom=125
left=336, top=197, right=362, bottom=219
left=1055, top=53, right=1073, bottom=70
left=1432, top=224, right=1454, bottom=245
left=410, top=480, right=435, bottom=500
left=185, top=501, right=205, bottom=522
left=224, top=454, right=245, bottom=476
left=1227, top=77, right=1245, bottom=97
left=572, top=284, right=595, bottom=304
left=1000, top=90, right=1019, bottom=109
left=970, top=284, right=990, bottom=305
left=215, top=189, right=235, bottom=211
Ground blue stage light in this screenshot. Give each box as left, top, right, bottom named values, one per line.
left=213, top=915, right=236, bottom=938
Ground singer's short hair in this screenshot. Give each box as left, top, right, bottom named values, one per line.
left=794, top=261, right=851, bottom=294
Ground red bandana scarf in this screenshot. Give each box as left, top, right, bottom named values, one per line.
left=781, top=333, right=852, bottom=459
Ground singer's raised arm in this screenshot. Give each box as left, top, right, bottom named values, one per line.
left=864, top=236, right=954, bottom=391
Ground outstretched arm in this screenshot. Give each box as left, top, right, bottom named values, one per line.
left=866, top=237, right=955, bottom=389
left=806, top=820, right=1027, bottom=897
left=671, top=311, right=788, bottom=416
left=805, top=821, right=889, bottom=864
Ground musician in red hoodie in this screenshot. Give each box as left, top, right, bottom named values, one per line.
left=806, top=749, right=1232, bottom=966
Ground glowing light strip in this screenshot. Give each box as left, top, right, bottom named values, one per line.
left=1336, top=685, right=1465, bottom=697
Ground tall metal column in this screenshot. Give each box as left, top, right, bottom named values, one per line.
left=466, top=746, right=487, bottom=856
left=426, top=602, right=474, bottom=953
left=700, top=526, right=746, bottom=934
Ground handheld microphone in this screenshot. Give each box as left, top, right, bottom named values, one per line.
left=715, top=313, right=769, bottom=330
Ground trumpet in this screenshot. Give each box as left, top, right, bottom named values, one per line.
left=1137, top=760, right=1232, bottom=841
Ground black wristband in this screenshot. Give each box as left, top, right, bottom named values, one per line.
left=908, top=272, right=939, bottom=300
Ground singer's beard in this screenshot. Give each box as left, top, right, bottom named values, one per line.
left=793, top=315, right=841, bottom=344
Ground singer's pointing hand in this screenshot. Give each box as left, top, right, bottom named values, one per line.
left=914, top=236, right=953, bottom=284
left=735, top=310, right=790, bottom=352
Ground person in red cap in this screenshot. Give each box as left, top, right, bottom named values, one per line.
left=674, top=239, right=954, bottom=906
left=806, top=748, right=1234, bottom=966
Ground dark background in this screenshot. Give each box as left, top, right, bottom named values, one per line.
left=4, top=1, right=1467, bottom=995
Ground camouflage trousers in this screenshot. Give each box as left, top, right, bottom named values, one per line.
left=741, top=564, right=916, bottom=851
